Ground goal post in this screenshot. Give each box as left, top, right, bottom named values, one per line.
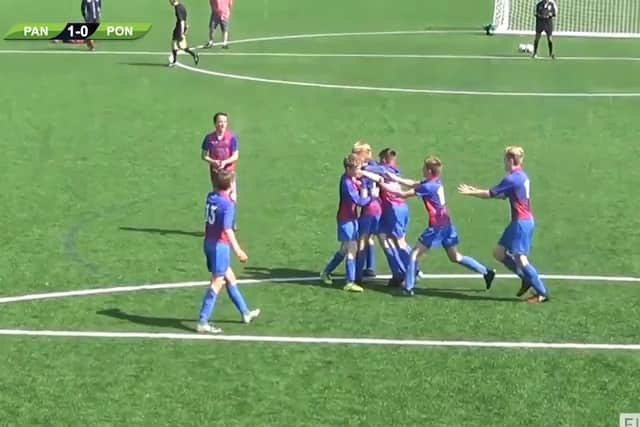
left=492, top=0, right=640, bottom=38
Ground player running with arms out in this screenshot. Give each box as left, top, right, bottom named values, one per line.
left=457, top=146, right=549, bottom=304
left=168, top=0, right=199, bottom=67
left=367, top=157, right=495, bottom=296
left=197, top=170, right=260, bottom=334
left=533, top=0, right=557, bottom=59
left=206, top=0, right=233, bottom=49
left=320, top=154, right=376, bottom=293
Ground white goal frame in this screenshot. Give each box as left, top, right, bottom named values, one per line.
left=492, top=0, right=640, bottom=38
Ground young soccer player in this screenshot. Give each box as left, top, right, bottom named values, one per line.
left=206, top=0, right=233, bottom=49
left=351, top=141, right=380, bottom=280
left=377, top=148, right=413, bottom=286
left=371, top=156, right=496, bottom=296
left=201, top=112, right=239, bottom=202
left=352, top=143, right=407, bottom=284
left=457, top=146, right=549, bottom=304
left=197, top=170, right=259, bottom=333
left=169, top=0, right=199, bottom=67
left=320, top=154, right=375, bottom=293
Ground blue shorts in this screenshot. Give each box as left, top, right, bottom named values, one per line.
left=337, top=220, right=358, bottom=242
left=204, top=240, right=230, bottom=277
left=358, top=214, right=381, bottom=237
left=419, top=224, right=460, bottom=249
left=382, top=204, right=409, bottom=238
left=499, top=220, right=535, bottom=256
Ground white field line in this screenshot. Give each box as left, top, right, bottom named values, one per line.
left=1, top=49, right=640, bottom=62
left=175, top=61, right=640, bottom=97
left=0, top=274, right=638, bottom=305
left=0, top=329, right=638, bottom=350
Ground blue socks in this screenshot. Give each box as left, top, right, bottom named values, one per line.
left=522, top=264, right=547, bottom=297
left=405, top=257, right=417, bottom=290
left=382, top=245, right=403, bottom=277
left=458, top=256, right=488, bottom=275
left=226, top=285, right=249, bottom=315
left=324, top=251, right=345, bottom=274
left=198, top=288, right=218, bottom=323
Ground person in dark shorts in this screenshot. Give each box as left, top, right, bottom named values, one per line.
left=533, top=0, right=557, bottom=59
left=206, top=0, right=233, bottom=49
left=169, top=0, right=199, bottom=66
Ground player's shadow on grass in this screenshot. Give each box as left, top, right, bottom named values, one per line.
left=97, top=308, right=241, bottom=333
left=243, top=266, right=320, bottom=280
left=119, top=226, right=203, bottom=238
left=362, top=281, right=519, bottom=302
left=122, top=62, right=169, bottom=68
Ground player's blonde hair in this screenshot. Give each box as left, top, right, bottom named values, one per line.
left=423, top=156, right=443, bottom=176
left=504, top=146, right=525, bottom=165
left=343, top=153, right=361, bottom=169
left=352, top=141, right=372, bottom=158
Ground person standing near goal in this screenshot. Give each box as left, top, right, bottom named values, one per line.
left=533, top=0, right=557, bottom=58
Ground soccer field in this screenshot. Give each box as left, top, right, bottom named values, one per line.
left=2, top=0, right=640, bottom=425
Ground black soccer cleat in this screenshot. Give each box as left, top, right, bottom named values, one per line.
left=194, top=52, right=200, bottom=66
left=516, top=280, right=531, bottom=297
left=483, top=269, right=496, bottom=290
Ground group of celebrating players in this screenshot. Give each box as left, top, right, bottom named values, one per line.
left=195, top=115, right=550, bottom=333
left=320, top=142, right=549, bottom=303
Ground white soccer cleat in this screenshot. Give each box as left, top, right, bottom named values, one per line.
left=196, top=322, right=222, bottom=334
left=242, top=308, right=261, bottom=324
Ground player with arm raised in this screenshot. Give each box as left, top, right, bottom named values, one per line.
left=320, top=154, right=374, bottom=293
left=533, top=0, right=557, bottom=59
left=197, top=170, right=260, bottom=334
left=169, top=0, right=199, bottom=67
left=457, top=146, right=548, bottom=304
left=364, top=157, right=495, bottom=296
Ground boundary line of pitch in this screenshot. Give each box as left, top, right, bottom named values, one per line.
left=1, top=49, right=639, bottom=62
left=0, top=329, right=638, bottom=351
left=0, top=273, right=638, bottom=305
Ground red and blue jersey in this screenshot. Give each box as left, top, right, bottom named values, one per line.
left=201, top=130, right=239, bottom=172
left=379, top=164, right=407, bottom=209
left=415, top=178, right=452, bottom=228
left=337, top=174, right=371, bottom=222
left=204, top=191, right=235, bottom=243
left=489, top=167, right=533, bottom=221
left=360, top=161, right=384, bottom=217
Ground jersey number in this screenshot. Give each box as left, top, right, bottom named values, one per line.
left=437, top=186, right=446, bottom=205
left=524, top=179, right=531, bottom=199
left=205, top=204, right=217, bottom=225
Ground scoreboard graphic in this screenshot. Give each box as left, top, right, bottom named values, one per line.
left=4, top=23, right=152, bottom=41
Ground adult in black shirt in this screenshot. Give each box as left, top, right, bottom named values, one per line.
left=169, top=0, right=199, bottom=66
left=533, top=0, right=557, bottom=59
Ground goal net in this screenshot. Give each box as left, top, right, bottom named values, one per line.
left=492, top=0, right=640, bottom=38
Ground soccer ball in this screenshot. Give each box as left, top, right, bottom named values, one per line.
left=518, top=43, right=534, bottom=54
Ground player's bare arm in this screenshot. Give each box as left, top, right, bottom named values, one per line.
left=457, top=184, right=491, bottom=198
left=385, top=174, right=420, bottom=188
left=225, top=228, right=248, bottom=262
left=219, top=151, right=239, bottom=169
